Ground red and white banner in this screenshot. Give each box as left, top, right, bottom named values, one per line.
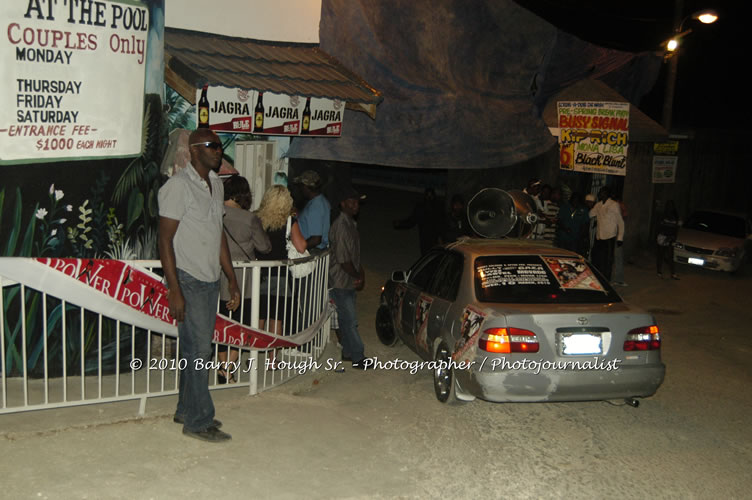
left=196, top=86, right=343, bottom=137
left=196, top=85, right=255, bottom=133
left=252, top=91, right=302, bottom=135
left=0, top=258, right=326, bottom=349
left=303, top=97, right=343, bottom=137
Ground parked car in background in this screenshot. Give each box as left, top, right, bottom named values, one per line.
left=375, top=238, right=665, bottom=405
left=673, top=210, right=752, bottom=273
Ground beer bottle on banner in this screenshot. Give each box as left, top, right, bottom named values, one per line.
left=301, top=97, right=311, bottom=134
left=255, top=92, right=264, bottom=132
left=198, top=85, right=210, bottom=128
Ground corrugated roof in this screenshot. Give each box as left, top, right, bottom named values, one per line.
left=164, top=27, right=382, bottom=115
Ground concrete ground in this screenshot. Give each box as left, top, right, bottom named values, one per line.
left=2, top=185, right=752, bottom=499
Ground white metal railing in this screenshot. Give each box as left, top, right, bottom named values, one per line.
left=0, top=252, right=330, bottom=415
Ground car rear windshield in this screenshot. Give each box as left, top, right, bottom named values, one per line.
left=474, top=255, right=622, bottom=304
left=685, top=211, right=746, bottom=238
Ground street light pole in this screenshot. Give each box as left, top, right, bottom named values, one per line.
left=661, top=1, right=719, bottom=131
left=661, top=0, right=684, bottom=131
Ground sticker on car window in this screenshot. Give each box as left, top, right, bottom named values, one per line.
left=542, top=257, right=604, bottom=291
left=476, top=262, right=550, bottom=288
left=452, top=306, right=486, bottom=364
left=415, top=294, right=433, bottom=352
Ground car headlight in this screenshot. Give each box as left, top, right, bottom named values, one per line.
left=715, top=247, right=740, bottom=258
left=673, top=242, right=684, bottom=250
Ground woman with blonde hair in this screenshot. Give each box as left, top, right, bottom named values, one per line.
left=256, top=186, right=306, bottom=367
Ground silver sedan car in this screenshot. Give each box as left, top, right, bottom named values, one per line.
left=376, top=239, right=665, bottom=404
left=673, top=210, right=752, bottom=273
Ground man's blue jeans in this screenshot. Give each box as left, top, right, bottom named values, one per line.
left=330, top=288, right=364, bottom=363
left=175, top=269, right=219, bottom=432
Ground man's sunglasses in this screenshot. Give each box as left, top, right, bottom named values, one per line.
left=190, top=141, right=223, bottom=151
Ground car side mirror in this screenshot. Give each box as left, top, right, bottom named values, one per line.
left=391, top=270, right=407, bottom=282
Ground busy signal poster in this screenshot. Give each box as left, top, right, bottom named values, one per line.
left=0, top=0, right=149, bottom=164
left=557, top=101, right=630, bottom=176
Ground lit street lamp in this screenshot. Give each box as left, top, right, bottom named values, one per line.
left=661, top=5, right=719, bottom=130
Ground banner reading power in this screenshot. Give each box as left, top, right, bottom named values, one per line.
left=0, top=0, right=148, bottom=164
left=558, top=101, right=630, bottom=176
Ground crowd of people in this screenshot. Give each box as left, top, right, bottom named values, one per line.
left=523, top=178, right=629, bottom=285
left=523, top=178, right=678, bottom=285
left=390, top=179, right=634, bottom=286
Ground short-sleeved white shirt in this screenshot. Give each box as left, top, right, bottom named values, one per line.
left=158, top=163, right=225, bottom=282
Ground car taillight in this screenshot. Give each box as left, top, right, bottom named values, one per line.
left=479, top=328, right=539, bottom=353
left=623, top=325, right=661, bottom=351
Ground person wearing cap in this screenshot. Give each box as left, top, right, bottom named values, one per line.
left=328, top=186, right=368, bottom=369
left=293, top=170, right=331, bottom=254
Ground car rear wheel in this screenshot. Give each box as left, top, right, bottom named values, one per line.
left=375, top=304, right=399, bottom=346
left=433, top=341, right=463, bottom=404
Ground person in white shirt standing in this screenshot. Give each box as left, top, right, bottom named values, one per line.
left=588, top=186, right=624, bottom=281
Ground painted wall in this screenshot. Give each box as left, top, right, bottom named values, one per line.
left=1, top=0, right=166, bottom=260
left=164, top=0, right=321, bottom=42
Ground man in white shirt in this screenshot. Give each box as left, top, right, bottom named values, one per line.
left=588, top=187, right=624, bottom=281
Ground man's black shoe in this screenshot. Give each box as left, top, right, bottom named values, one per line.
left=173, top=416, right=222, bottom=429
left=341, top=355, right=352, bottom=362
left=182, top=426, right=232, bottom=443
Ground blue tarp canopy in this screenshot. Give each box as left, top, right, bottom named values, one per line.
left=288, top=0, right=662, bottom=169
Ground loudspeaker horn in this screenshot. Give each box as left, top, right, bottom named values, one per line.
left=468, top=188, right=538, bottom=238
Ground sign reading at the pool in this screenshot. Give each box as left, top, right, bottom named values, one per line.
left=0, top=0, right=149, bottom=164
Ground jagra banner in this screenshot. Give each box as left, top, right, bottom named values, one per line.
left=0, top=0, right=148, bottom=164
left=558, top=101, right=630, bottom=176
left=196, top=85, right=344, bottom=137
left=196, top=85, right=256, bottom=133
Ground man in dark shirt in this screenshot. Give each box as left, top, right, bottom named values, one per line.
left=442, top=194, right=473, bottom=242
left=329, top=186, right=368, bottom=369
left=393, top=187, right=443, bottom=255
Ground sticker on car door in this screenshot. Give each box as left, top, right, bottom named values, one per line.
left=452, top=305, right=486, bottom=364
left=415, top=294, right=433, bottom=351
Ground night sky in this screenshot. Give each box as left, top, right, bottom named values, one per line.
left=515, top=0, right=749, bottom=131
